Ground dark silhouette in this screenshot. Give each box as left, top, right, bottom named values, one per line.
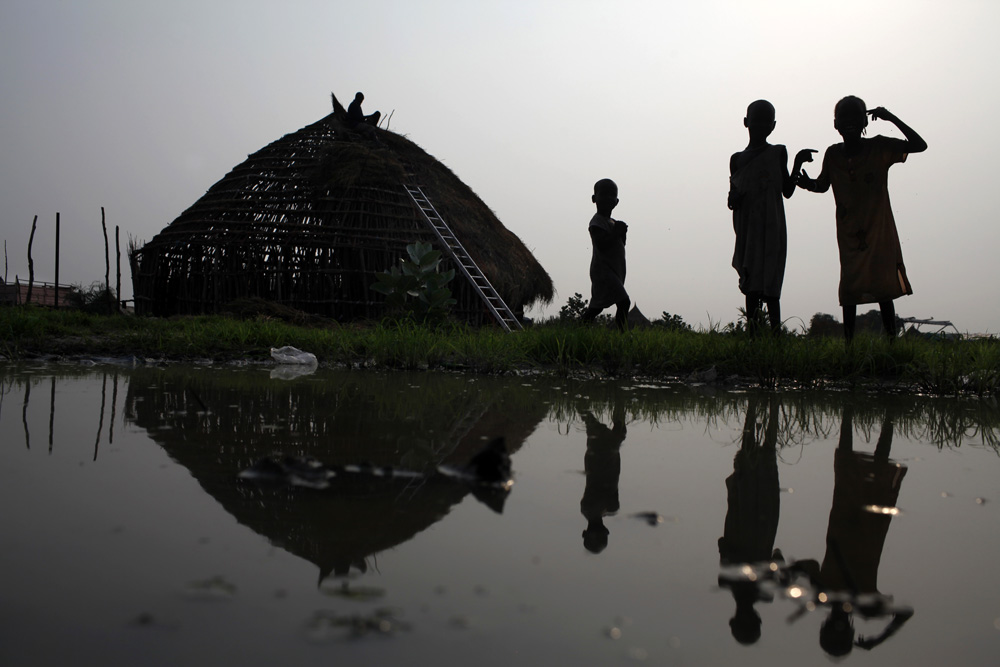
left=240, top=437, right=513, bottom=514
left=347, top=92, right=381, bottom=128
left=798, top=97, right=927, bottom=342
left=717, top=394, right=782, bottom=644
left=581, top=179, right=630, bottom=331
left=123, top=366, right=548, bottom=584
left=795, top=406, right=913, bottom=657
left=728, top=100, right=815, bottom=334
left=579, top=404, right=626, bottom=553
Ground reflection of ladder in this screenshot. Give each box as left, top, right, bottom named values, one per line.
left=404, top=184, right=522, bottom=331
left=397, top=398, right=495, bottom=501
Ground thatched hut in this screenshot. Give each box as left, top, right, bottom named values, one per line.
left=129, top=95, right=553, bottom=324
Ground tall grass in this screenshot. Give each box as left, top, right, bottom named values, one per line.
left=0, top=306, right=997, bottom=395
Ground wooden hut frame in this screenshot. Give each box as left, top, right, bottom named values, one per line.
left=130, top=100, right=553, bottom=324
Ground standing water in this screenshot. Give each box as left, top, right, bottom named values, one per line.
left=1, top=363, right=998, bottom=665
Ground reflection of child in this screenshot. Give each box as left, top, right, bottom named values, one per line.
left=717, top=395, right=782, bottom=645
left=580, top=409, right=625, bottom=554
left=798, top=97, right=927, bottom=342
left=582, top=179, right=630, bottom=331
left=793, top=408, right=913, bottom=657
left=728, top=100, right=815, bottom=333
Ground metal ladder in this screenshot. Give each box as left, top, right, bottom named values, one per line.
left=404, top=184, right=522, bottom=331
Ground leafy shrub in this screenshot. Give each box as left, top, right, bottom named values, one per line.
left=370, top=241, right=457, bottom=323
left=558, top=293, right=590, bottom=321
left=653, top=311, right=691, bottom=331
left=557, top=292, right=613, bottom=325
left=66, top=281, right=118, bottom=314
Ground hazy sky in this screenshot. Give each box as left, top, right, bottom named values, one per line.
left=2, top=0, right=998, bottom=333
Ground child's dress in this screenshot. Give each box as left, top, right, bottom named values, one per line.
left=730, top=144, right=787, bottom=299
left=823, top=136, right=913, bottom=305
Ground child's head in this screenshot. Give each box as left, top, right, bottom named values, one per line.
left=819, top=607, right=855, bottom=657
left=592, top=179, right=619, bottom=215
left=744, top=100, right=776, bottom=140
left=834, top=96, right=867, bottom=139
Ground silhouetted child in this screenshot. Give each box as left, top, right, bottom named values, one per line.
left=582, top=179, right=629, bottom=330
left=798, top=97, right=927, bottom=342
left=728, top=100, right=815, bottom=334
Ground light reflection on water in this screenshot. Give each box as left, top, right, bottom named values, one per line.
left=1, top=362, right=999, bottom=666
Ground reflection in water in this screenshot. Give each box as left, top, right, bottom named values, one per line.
left=0, top=367, right=124, bottom=456
left=22, top=378, right=30, bottom=450
left=718, top=394, right=781, bottom=644
left=717, top=400, right=915, bottom=655
left=4, top=364, right=1000, bottom=662
left=809, top=406, right=913, bottom=656
left=123, top=367, right=549, bottom=582
left=238, top=436, right=515, bottom=513
left=580, top=399, right=627, bottom=553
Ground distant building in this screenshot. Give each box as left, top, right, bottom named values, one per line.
left=0, top=279, right=78, bottom=307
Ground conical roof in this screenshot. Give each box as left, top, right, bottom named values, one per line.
left=130, top=99, right=553, bottom=322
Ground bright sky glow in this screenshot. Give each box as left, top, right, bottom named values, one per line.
left=2, top=0, right=997, bottom=333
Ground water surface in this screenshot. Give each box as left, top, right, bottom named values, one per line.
left=1, top=363, right=998, bottom=665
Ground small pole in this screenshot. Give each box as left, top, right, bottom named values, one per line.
left=102, top=207, right=110, bottom=310
left=27, top=215, right=37, bottom=305
left=115, top=225, right=122, bottom=311
left=94, top=372, right=107, bottom=461
left=49, top=375, right=56, bottom=453
left=22, top=381, right=31, bottom=450
left=109, top=372, right=119, bottom=444
left=54, top=212, right=60, bottom=308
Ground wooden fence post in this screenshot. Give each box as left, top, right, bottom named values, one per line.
left=26, top=215, right=37, bottom=305
left=116, top=225, right=122, bottom=311
left=54, top=212, right=60, bottom=308
left=102, top=207, right=111, bottom=311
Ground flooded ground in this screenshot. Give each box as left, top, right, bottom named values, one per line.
left=1, top=362, right=999, bottom=666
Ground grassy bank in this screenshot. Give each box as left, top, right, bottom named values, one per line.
left=1, top=307, right=998, bottom=395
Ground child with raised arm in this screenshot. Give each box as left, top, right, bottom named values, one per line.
left=728, top=100, right=816, bottom=334
left=582, top=179, right=630, bottom=331
left=797, top=97, right=927, bottom=342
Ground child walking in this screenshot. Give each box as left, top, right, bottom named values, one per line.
left=728, top=100, right=815, bottom=334
left=582, top=179, right=630, bottom=331
left=798, top=97, right=927, bottom=342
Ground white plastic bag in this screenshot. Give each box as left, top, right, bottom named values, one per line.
left=270, top=345, right=318, bottom=366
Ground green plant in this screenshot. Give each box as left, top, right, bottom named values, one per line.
left=653, top=311, right=691, bottom=332
left=370, top=242, right=457, bottom=323
left=557, top=292, right=612, bottom=325
left=558, top=293, right=590, bottom=321
left=66, top=281, right=118, bottom=315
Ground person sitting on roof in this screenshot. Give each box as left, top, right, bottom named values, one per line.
left=347, top=92, right=381, bottom=128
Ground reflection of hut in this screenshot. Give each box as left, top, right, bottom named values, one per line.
left=129, top=95, right=553, bottom=323
left=124, top=367, right=548, bottom=581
